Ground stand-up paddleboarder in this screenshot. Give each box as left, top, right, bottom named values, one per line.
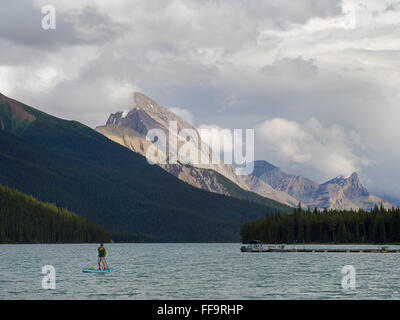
left=98, top=242, right=107, bottom=270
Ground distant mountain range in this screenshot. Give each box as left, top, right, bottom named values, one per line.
left=96, top=92, right=396, bottom=211
left=251, top=160, right=395, bottom=210
left=0, top=92, right=291, bottom=242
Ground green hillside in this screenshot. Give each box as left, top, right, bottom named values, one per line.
left=0, top=184, right=110, bottom=244
left=0, top=93, right=291, bottom=242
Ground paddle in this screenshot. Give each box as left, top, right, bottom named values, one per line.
left=104, top=257, right=110, bottom=270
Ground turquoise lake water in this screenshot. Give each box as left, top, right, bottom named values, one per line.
left=1, top=243, right=400, bottom=299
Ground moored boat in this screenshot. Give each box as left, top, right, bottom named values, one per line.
left=240, top=240, right=264, bottom=252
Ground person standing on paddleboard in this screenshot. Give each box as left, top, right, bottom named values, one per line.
left=98, top=243, right=107, bottom=270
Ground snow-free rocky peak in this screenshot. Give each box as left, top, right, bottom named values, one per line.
left=250, top=161, right=395, bottom=210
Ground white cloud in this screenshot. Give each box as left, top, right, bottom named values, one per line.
left=256, top=118, right=372, bottom=181
left=219, top=93, right=248, bottom=110
left=197, top=124, right=234, bottom=157
left=169, top=107, right=194, bottom=125
left=263, top=56, right=319, bottom=77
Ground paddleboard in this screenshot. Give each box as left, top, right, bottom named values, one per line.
left=82, top=268, right=115, bottom=273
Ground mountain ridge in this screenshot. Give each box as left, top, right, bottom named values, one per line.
left=251, top=160, right=396, bottom=210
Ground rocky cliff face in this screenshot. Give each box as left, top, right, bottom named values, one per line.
left=96, top=93, right=298, bottom=207
left=321, top=172, right=394, bottom=210
left=251, top=160, right=395, bottom=210
left=240, top=175, right=299, bottom=207
left=252, top=160, right=320, bottom=201
left=95, top=124, right=230, bottom=195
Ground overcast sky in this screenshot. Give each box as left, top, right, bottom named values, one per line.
left=1, top=0, right=400, bottom=203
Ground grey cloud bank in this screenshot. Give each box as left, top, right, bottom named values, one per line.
left=0, top=0, right=399, bottom=204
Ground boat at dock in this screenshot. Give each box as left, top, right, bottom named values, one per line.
left=240, top=241, right=296, bottom=252
left=240, top=240, right=264, bottom=252
left=240, top=242, right=400, bottom=253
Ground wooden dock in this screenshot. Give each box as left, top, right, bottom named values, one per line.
left=243, top=249, right=400, bottom=253
left=240, top=246, right=400, bottom=253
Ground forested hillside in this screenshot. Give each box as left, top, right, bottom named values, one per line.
left=241, top=204, right=400, bottom=244
left=0, top=185, right=110, bottom=243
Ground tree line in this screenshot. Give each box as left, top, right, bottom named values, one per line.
left=0, top=185, right=110, bottom=243
left=241, top=204, right=400, bottom=244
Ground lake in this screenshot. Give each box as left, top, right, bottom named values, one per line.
left=1, top=243, right=400, bottom=299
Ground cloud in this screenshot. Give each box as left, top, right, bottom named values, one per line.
left=169, top=107, right=194, bottom=125
left=197, top=124, right=235, bottom=157
left=0, top=1, right=77, bottom=48
left=256, top=118, right=372, bottom=181
left=385, top=2, right=400, bottom=12
left=219, top=93, right=248, bottom=110
left=262, top=56, right=319, bottom=77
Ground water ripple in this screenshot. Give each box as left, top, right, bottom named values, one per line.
left=1, top=243, right=400, bottom=299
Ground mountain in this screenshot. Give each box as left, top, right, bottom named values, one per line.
left=0, top=184, right=110, bottom=244
left=96, top=92, right=299, bottom=207
left=0, top=92, right=291, bottom=242
left=252, top=160, right=320, bottom=202
left=103, top=92, right=254, bottom=190
left=251, top=160, right=396, bottom=210
left=321, top=172, right=395, bottom=210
